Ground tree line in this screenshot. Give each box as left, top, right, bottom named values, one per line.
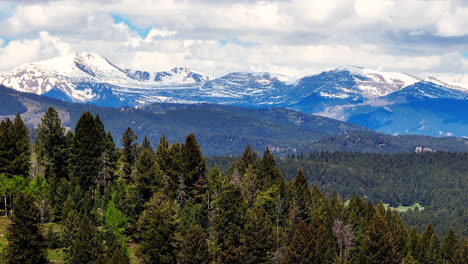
left=0, top=107, right=466, bottom=263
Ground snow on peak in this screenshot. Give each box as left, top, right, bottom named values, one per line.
left=328, top=65, right=421, bottom=98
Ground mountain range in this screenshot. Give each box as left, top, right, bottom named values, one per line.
left=1, top=52, right=467, bottom=137
left=1, top=85, right=468, bottom=155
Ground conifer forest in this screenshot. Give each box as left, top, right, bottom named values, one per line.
left=0, top=107, right=467, bottom=264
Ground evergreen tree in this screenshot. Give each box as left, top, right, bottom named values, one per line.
left=0, top=115, right=30, bottom=176
left=177, top=225, right=211, bottom=264
left=418, top=223, right=442, bottom=264
left=257, top=148, right=282, bottom=190
left=181, top=133, right=206, bottom=203
left=141, top=135, right=153, bottom=153
left=282, top=221, right=315, bottom=264
left=120, top=127, right=138, bottom=180
left=131, top=148, right=161, bottom=217
left=64, top=213, right=102, bottom=264
left=289, top=169, right=311, bottom=223
left=35, top=107, right=68, bottom=177
left=229, top=145, right=258, bottom=177
left=70, top=112, right=103, bottom=191
left=357, top=204, right=403, bottom=264
left=214, top=184, right=246, bottom=263
left=161, top=142, right=183, bottom=200
left=0, top=118, right=14, bottom=175
left=241, top=207, right=275, bottom=264
left=136, top=192, right=178, bottom=264
left=35, top=107, right=69, bottom=218
left=4, top=193, right=48, bottom=264
left=441, top=228, right=459, bottom=263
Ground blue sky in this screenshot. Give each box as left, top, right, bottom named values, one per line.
left=111, top=14, right=151, bottom=39
left=0, top=0, right=466, bottom=82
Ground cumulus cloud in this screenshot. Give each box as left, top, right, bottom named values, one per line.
left=0, top=0, right=466, bottom=79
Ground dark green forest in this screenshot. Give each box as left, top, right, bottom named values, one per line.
left=0, top=108, right=466, bottom=263
left=208, top=151, right=468, bottom=237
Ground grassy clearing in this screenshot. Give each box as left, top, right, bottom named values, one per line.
left=0, top=216, right=10, bottom=254
left=383, top=202, right=425, bottom=212
left=48, top=248, right=65, bottom=263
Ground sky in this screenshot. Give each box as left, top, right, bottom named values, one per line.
left=0, top=0, right=467, bottom=82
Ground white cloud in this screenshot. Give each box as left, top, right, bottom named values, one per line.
left=0, top=0, right=466, bottom=77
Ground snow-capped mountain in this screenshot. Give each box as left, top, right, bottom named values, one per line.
left=1, top=52, right=468, bottom=136
left=0, top=52, right=211, bottom=105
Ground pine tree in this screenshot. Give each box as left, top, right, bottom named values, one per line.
left=0, top=115, right=30, bottom=176
left=418, top=223, right=442, bottom=264
left=136, top=192, right=178, bottom=264
left=257, top=148, right=282, bottom=190
left=0, top=118, right=14, bottom=175
left=229, top=145, right=258, bottom=177
left=357, top=204, right=403, bottom=264
left=181, top=133, right=206, bottom=203
left=35, top=107, right=68, bottom=177
left=441, top=228, right=459, bottom=263
left=64, top=213, right=102, bottom=264
left=214, top=184, right=246, bottom=263
left=120, top=127, right=138, bottom=180
left=141, top=135, right=153, bottom=153
left=131, top=148, right=161, bottom=216
left=177, top=225, right=211, bottom=264
left=4, top=193, right=48, bottom=264
left=282, top=221, right=315, bottom=264
left=35, top=107, right=69, bottom=218
left=70, top=112, right=103, bottom=191
left=97, top=230, right=130, bottom=264
left=289, top=169, right=311, bottom=223
left=241, top=207, right=275, bottom=264
left=11, top=114, right=30, bottom=176
left=162, top=142, right=183, bottom=200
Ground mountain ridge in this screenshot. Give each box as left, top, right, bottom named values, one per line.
left=1, top=52, right=467, bottom=137
left=1, top=84, right=467, bottom=155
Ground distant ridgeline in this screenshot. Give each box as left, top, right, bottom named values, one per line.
left=1, top=84, right=468, bottom=157
left=0, top=108, right=466, bottom=263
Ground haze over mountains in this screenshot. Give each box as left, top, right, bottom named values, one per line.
left=1, top=52, right=467, bottom=137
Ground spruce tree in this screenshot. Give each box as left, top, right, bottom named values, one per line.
left=358, top=204, right=403, bottom=264
left=0, top=118, right=14, bottom=175
left=36, top=107, right=68, bottom=180
left=181, top=133, right=206, bottom=202
left=70, top=112, right=103, bottom=191
left=0, top=115, right=30, bottom=176
left=214, top=184, right=246, bottom=263
left=35, top=107, right=69, bottom=218
left=282, top=221, right=315, bottom=264
left=120, top=127, right=138, bottom=180
left=131, top=148, right=161, bottom=216
left=177, top=225, right=210, bottom=264
left=241, top=207, right=275, bottom=264
left=11, top=114, right=30, bottom=176
left=64, top=213, right=102, bottom=264
left=441, top=228, right=459, bottom=263
left=4, top=193, right=48, bottom=264
left=141, top=135, right=153, bottom=153
left=229, top=145, right=258, bottom=177
left=136, top=192, right=178, bottom=264
left=257, top=148, right=282, bottom=190
left=289, top=169, right=311, bottom=223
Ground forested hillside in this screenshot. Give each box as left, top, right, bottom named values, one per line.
left=2, top=85, right=468, bottom=156
left=208, top=152, right=468, bottom=237
left=0, top=108, right=466, bottom=263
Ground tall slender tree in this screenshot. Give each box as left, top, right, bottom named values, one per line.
left=4, top=193, right=48, bottom=264
left=70, top=112, right=103, bottom=191
left=181, top=133, right=206, bottom=202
